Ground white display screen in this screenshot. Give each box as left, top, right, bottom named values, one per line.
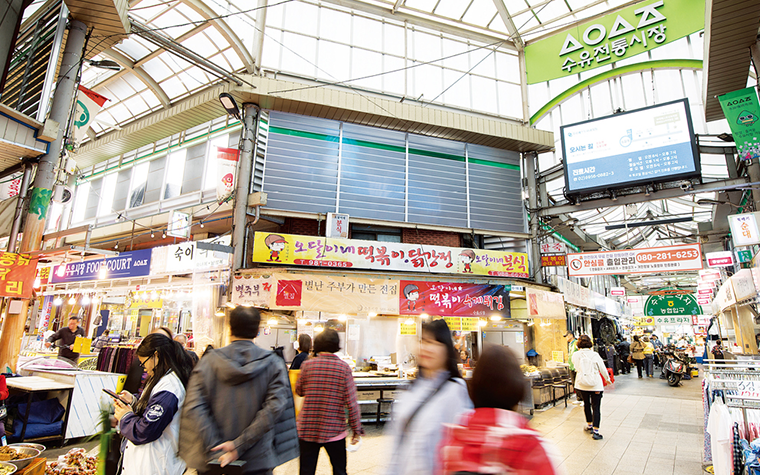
left=561, top=99, right=700, bottom=195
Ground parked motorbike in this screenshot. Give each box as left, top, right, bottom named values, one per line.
left=660, top=348, right=689, bottom=386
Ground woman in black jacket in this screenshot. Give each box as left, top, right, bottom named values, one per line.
left=291, top=334, right=312, bottom=370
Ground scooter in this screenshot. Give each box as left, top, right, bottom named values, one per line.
left=660, top=348, right=689, bottom=387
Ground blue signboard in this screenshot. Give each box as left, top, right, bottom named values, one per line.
left=50, top=249, right=152, bottom=283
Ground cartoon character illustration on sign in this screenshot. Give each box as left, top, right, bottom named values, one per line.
left=403, top=284, right=420, bottom=312
left=459, top=250, right=476, bottom=274
left=264, top=234, right=287, bottom=262
left=738, top=110, right=758, bottom=126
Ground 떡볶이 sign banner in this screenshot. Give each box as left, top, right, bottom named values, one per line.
left=566, top=244, right=702, bottom=277
left=398, top=281, right=510, bottom=317
left=541, top=255, right=566, bottom=267
left=252, top=232, right=529, bottom=278
left=524, top=0, right=705, bottom=84
left=0, top=252, right=38, bottom=298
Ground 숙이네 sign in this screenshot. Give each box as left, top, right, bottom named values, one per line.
left=399, top=281, right=510, bottom=317
left=51, top=249, right=152, bottom=283
left=567, top=243, right=702, bottom=277
left=0, top=252, right=38, bottom=298
left=718, top=87, right=760, bottom=161
left=729, top=213, right=760, bottom=247
left=524, top=0, right=704, bottom=84
left=561, top=99, right=700, bottom=195
left=706, top=251, right=735, bottom=268
left=645, top=293, right=701, bottom=317
left=252, top=232, right=529, bottom=278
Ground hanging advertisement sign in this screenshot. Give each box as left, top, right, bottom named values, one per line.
left=270, top=273, right=400, bottom=315
left=216, top=147, right=240, bottom=202
left=729, top=213, right=760, bottom=247
left=699, top=269, right=722, bottom=281
left=0, top=172, right=22, bottom=200
left=731, top=269, right=756, bottom=302
left=706, top=251, right=734, bottom=268
left=252, top=232, right=529, bottom=278
left=326, top=213, right=349, bottom=239
left=398, top=281, right=510, bottom=317
left=718, top=87, right=760, bottom=161
left=645, top=294, right=701, bottom=317
left=635, top=316, right=655, bottom=326
left=167, top=210, right=191, bottom=239
left=524, top=0, right=705, bottom=84
left=72, top=85, right=109, bottom=143
left=737, top=249, right=753, bottom=264
left=540, top=242, right=567, bottom=254
left=50, top=249, right=152, bottom=283
left=399, top=322, right=417, bottom=335
left=0, top=252, right=38, bottom=298
left=567, top=243, right=702, bottom=277
left=156, top=236, right=232, bottom=273
left=541, top=255, right=566, bottom=267
left=527, top=288, right=566, bottom=319
left=231, top=274, right=273, bottom=307
left=715, top=280, right=736, bottom=311
left=610, top=287, right=626, bottom=296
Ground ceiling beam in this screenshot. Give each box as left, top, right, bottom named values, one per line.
left=491, top=0, right=523, bottom=50
left=181, top=0, right=256, bottom=74
left=391, top=0, right=404, bottom=14
left=101, top=49, right=172, bottom=108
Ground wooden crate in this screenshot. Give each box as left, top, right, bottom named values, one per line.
left=17, top=458, right=46, bottom=475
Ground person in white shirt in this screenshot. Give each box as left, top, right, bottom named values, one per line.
left=571, top=335, right=612, bottom=440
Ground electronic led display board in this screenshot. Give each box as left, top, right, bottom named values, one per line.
left=561, top=99, right=700, bottom=195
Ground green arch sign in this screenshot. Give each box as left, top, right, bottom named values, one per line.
left=645, top=293, right=701, bottom=317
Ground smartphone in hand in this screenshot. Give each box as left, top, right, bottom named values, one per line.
left=204, top=460, right=245, bottom=475
left=103, top=388, right=131, bottom=405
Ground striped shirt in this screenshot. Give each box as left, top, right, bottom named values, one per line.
left=296, top=353, right=364, bottom=443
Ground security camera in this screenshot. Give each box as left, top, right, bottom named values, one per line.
left=679, top=181, right=692, bottom=191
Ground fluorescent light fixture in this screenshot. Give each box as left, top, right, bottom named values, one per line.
left=53, top=297, right=63, bottom=306
left=490, top=315, right=502, bottom=322
left=81, top=295, right=91, bottom=305
left=338, top=314, right=347, bottom=322
left=68, top=296, right=76, bottom=305
left=215, top=310, right=225, bottom=317
left=267, top=317, right=278, bottom=326
left=368, top=312, right=377, bottom=317
left=218, top=93, right=241, bottom=120
left=225, top=302, right=236, bottom=309
left=314, top=325, right=324, bottom=333
left=420, top=313, right=429, bottom=320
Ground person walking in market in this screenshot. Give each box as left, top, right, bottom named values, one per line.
left=296, top=328, right=363, bottom=475
left=615, top=336, right=631, bottom=374
left=642, top=336, right=655, bottom=378
left=385, top=319, right=472, bottom=475
left=650, top=334, right=664, bottom=367
left=630, top=335, right=646, bottom=378
left=179, top=306, right=298, bottom=475
left=564, top=331, right=581, bottom=404
left=45, top=315, right=85, bottom=364
left=572, top=335, right=612, bottom=440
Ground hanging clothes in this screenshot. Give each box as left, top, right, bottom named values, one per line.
left=707, top=401, right=733, bottom=475
left=733, top=423, right=744, bottom=475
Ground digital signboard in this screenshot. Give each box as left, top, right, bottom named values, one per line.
left=561, top=99, right=700, bottom=195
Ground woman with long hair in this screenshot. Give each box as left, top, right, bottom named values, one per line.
left=385, top=319, right=472, bottom=475
left=113, top=333, right=194, bottom=475
left=290, top=333, right=312, bottom=370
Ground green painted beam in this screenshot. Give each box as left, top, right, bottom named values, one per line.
left=530, top=59, right=704, bottom=126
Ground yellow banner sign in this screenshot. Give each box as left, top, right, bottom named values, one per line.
left=253, top=232, right=529, bottom=278
left=400, top=323, right=417, bottom=335
left=270, top=273, right=400, bottom=315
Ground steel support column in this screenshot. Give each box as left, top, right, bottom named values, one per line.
left=0, top=19, right=87, bottom=372
left=525, top=151, right=542, bottom=283
left=7, top=163, right=33, bottom=252
left=232, top=103, right=260, bottom=270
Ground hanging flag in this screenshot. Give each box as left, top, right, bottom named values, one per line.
left=72, top=85, right=109, bottom=143
left=718, top=87, right=760, bottom=161
left=216, top=146, right=240, bottom=202
left=0, top=172, right=22, bottom=200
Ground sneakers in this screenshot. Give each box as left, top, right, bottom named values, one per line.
left=592, top=433, right=603, bottom=440
left=572, top=400, right=583, bottom=406
left=584, top=426, right=594, bottom=432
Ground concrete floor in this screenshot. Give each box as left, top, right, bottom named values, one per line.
left=275, top=370, right=708, bottom=475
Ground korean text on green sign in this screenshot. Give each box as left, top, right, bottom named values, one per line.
left=718, top=87, right=760, bottom=161
left=524, top=0, right=705, bottom=84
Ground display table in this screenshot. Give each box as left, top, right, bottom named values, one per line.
left=24, top=369, right=126, bottom=439
left=6, top=376, right=75, bottom=444
left=354, top=376, right=409, bottom=424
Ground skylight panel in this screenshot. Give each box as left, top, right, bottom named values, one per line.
left=106, top=103, right=133, bottom=124
left=434, top=0, right=469, bottom=21
left=175, top=69, right=206, bottom=92
left=320, top=7, right=352, bottom=44
left=101, top=77, right=137, bottom=100
left=181, top=33, right=220, bottom=58
left=461, top=0, right=498, bottom=28
left=123, top=95, right=151, bottom=119
left=160, top=76, right=189, bottom=100
left=113, top=38, right=153, bottom=61
left=142, top=56, right=175, bottom=82
left=148, top=8, right=196, bottom=38
left=405, top=0, right=438, bottom=12
left=283, top=1, right=319, bottom=37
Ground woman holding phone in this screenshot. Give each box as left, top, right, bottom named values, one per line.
left=113, top=333, right=194, bottom=475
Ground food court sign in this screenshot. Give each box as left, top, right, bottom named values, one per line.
left=645, top=293, right=701, bottom=317
left=524, top=0, right=705, bottom=84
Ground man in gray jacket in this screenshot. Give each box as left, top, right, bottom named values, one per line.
left=179, top=306, right=298, bottom=474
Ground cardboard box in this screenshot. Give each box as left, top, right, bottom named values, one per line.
left=357, top=390, right=380, bottom=401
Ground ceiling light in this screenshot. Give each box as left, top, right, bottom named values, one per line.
left=99, top=264, right=107, bottom=279
left=268, top=317, right=278, bottom=326
left=56, top=262, right=67, bottom=278
left=33, top=277, right=41, bottom=289
left=717, top=133, right=734, bottom=142
left=368, top=312, right=377, bottom=318
left=314, top=325, right=324, bottom=334
left=527, top=320, right=534, bottom=326
left=225, top=301, right=236, bottom=309
left=81, top=295, right=91, bottom=305
left=86, top=59, right=121, bottom=71
left=610, top=190, right=617, bottom=201
left=53, top=297, right=63, bottom=306
left=404, top=318, right=415, bottom=325
left=151, top=230, right=155, bottom=238
left=420, top=313, right=429, bottom=320
left=68, top=296, right=76, bottom=305
left=490, top=315, right=503, bottom=322
left=200, top=222, right=204, bottom=228
left=218, top=93, right=241, bottom=120
left=478, top=319, right=488, bottom=327
left=162, top=231, right=167, bottom=239
left=215, top=309, right=226, bottom=317
left=338, top=314, right=347, bottom=322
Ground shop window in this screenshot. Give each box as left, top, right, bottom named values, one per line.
left=143, top=156, right=166, bottom=204
left=164, top=149, right=187, bottom=200
left=71, top=181, right=90, bottom=223
left=97, top=173, right=118, bottom=216
left=129, top=162, right=149, bottom=208
left=351, top=224, right=401, bottom=242
left=84, top=178, right=102, bottom=220
left=112, top=169, right=132, bottom=212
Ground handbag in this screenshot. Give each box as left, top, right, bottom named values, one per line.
left=627, top=354, right=633, bottom=364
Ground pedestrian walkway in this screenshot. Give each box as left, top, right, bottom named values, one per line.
left=275, top=369, right=707, bottom=475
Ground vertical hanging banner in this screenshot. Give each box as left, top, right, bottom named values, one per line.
left=0, top=252, right=38, bottom=298
left=718, top=87, right=760, bottom=161
left=216, top=147, right=240, bottom=202
left=72, top=85, right=109, bottom=143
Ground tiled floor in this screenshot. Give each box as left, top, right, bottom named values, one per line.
left=275, top=370, right=708, bottom=475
